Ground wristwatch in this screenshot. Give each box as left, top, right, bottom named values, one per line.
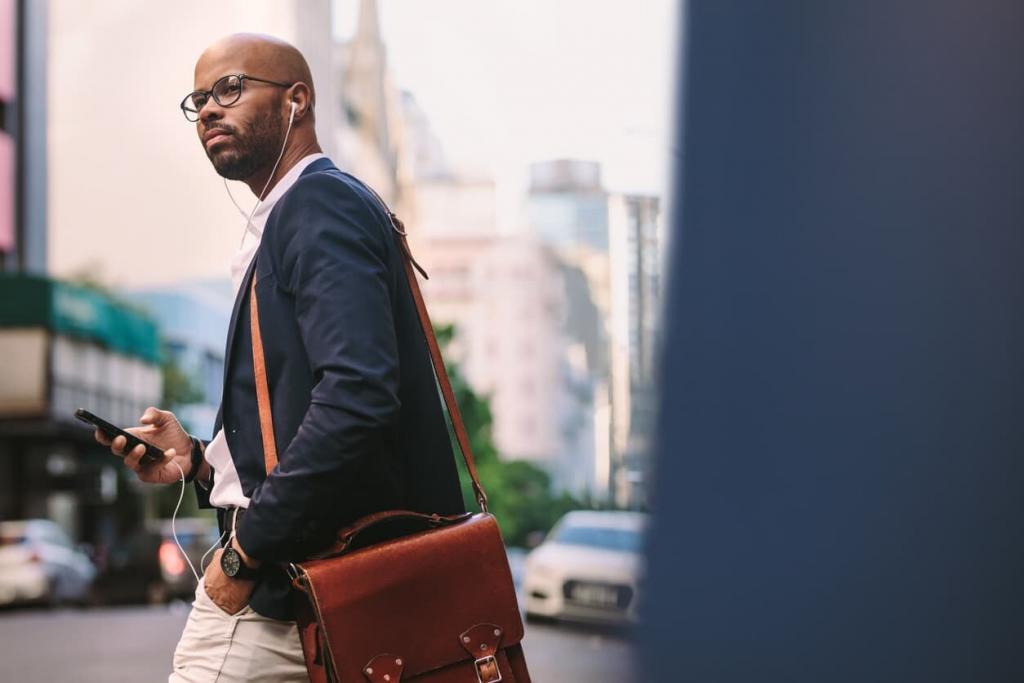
left=221, top=544, right=261, bottom=580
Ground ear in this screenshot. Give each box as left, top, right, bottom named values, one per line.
left=286, top=82, right=314, bottom=120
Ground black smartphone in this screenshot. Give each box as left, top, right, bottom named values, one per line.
left=74, top=408, right=164, bottom=465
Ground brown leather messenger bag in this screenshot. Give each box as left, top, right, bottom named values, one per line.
left=247, top=190, right=532, bottom=683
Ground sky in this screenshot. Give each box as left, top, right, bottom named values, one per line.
left=336, top=0, right=679, bottom=232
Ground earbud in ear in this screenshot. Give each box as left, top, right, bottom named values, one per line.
left=290, top=101, right=298, bottom=114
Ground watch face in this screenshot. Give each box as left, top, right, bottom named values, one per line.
left=222, top=548, right=241, bottom=577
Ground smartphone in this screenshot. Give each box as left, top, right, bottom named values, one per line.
left=74, top=408, right=164, bottom=465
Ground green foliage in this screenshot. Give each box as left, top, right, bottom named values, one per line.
left=161, top=357, right=203, bottom=409
left=436, top=323, right=584, bottom=546
left=473, top=460, right=581, bottom=548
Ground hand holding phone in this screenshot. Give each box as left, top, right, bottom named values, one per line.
left=75, top=409, right=164, bottom=465
left=79, top=406, right=196, bottom=486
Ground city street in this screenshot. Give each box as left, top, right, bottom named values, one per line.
left=0, top=603, right=636, bottom=682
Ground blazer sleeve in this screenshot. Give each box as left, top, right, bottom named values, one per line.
left=235, top=173, right=401, bottom=561
left=192, top=437, right=214, bottom=510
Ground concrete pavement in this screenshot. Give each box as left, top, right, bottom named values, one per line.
left=0, top=603, right=635, bottom=681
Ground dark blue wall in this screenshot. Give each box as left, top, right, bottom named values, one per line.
left=641, top=2, right=1023, bottom=680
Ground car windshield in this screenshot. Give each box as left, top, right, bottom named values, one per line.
left=552, top=524, right=643, bottom=552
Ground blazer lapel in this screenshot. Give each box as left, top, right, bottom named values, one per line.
left=219, top=156, right=337, bottom=389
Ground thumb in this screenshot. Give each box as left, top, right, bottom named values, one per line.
left=163, top=449, right=186, bottom=481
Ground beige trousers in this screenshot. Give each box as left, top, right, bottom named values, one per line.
left=168, top=578, right=308, bottom=682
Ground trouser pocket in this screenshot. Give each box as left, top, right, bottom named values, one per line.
left=169, top=578, right=244, bottom=682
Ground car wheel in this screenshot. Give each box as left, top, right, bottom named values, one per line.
left=44, top=577, right=61, bottom=609
left=82, top=584, right=103, bottom=608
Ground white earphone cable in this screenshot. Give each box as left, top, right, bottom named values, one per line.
left=233, top=102, right=297, bottom=248
left=223, top=178, right=252, bottom=221
left=170, top=461, right=225, bottom=584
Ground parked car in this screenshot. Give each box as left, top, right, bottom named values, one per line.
left=523, top=510, right=648, bottom=625
left=91, top=517, right=219, bottom=604
left=0, top=519, right=97, bottom=607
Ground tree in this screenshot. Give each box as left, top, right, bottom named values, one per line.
left=161, top=356, right=204, bottom=408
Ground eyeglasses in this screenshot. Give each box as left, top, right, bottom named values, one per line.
left=180, top=73, right=294, bottom=122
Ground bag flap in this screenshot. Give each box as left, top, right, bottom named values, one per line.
left=298, top=513, right=525, bottom=680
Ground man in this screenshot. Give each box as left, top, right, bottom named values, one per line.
left=96, top=33, right=465, bottom=682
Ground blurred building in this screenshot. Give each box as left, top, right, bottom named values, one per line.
left=124, top=279, right=233, bottom=440
left=521, top=160, right=666, bottom=508
left=335, top=0, right=609, bottom=497
left=463, top=239, right=568, bottom=468
left=523, top=160, right=614, bottom=501
left=333, top=0, right=409, bottom=210
left=329, top=6, right=667, bottom=507
left=412, top=230, right=594, bottom=493
left=390, top=65, right=585, bottom=491
left=399, top=90, right=450, bottom=183
left=0, top=274, right=161, bottom=542
left=0, top=0, right=14, bottom=266
left=608, top=193, right=663, bottom=509
left=0, top=0, right=46, bottom=275
left=409, top=161, right=612, bottom=498
left=527, top=159, right=609, bottom=252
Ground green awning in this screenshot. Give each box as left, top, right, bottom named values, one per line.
left=0, top=274, right=160, bottom=363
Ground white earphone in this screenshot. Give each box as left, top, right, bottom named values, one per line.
left=224, top=98, right=300, bottom=245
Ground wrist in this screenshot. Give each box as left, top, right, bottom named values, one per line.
left=183, top=436, right=208, bottom=484
left=231, top=535, right=262, bottom=569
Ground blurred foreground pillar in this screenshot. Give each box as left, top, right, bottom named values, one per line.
left=641, top=1, right=1023, bottom=681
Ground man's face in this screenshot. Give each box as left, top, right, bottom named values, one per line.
left=192, top=59, right=285, bottom=181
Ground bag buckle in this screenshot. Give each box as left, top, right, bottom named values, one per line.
left=474, top=654, right=502, bottom=683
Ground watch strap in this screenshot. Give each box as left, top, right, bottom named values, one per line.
left=184, top=435, right=205, bottom=484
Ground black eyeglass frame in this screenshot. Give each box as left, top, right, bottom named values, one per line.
left=180, top=73, right=295, bottom=121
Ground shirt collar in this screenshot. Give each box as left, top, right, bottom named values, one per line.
left=247, top=152, right=328, bottom=235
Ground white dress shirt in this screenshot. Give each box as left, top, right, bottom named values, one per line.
left=205, top=153, right=327, bottom=509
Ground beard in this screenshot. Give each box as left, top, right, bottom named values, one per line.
left=205, top=109, right=284, bottom=181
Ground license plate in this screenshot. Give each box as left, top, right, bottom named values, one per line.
left=567, top=582, right=622, bottom=608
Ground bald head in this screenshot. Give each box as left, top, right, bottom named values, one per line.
left=195, top=33, right=316, bottom=110
left=190, top=33, right=322, bottom=191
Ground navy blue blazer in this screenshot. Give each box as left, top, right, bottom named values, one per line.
left=198, top=157, right=466, bottom=619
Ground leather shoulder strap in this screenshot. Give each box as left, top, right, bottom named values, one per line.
left=249, top=278, right=279, bottom=477
left=248, top=190, right=489, bottom=512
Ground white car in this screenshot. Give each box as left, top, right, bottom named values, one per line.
left=0, top=519, right=96, bottom=607
left=523, top=510, right=648, bottom=625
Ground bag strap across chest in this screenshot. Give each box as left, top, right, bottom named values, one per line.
left=247, top=184, right=489, bottom=512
